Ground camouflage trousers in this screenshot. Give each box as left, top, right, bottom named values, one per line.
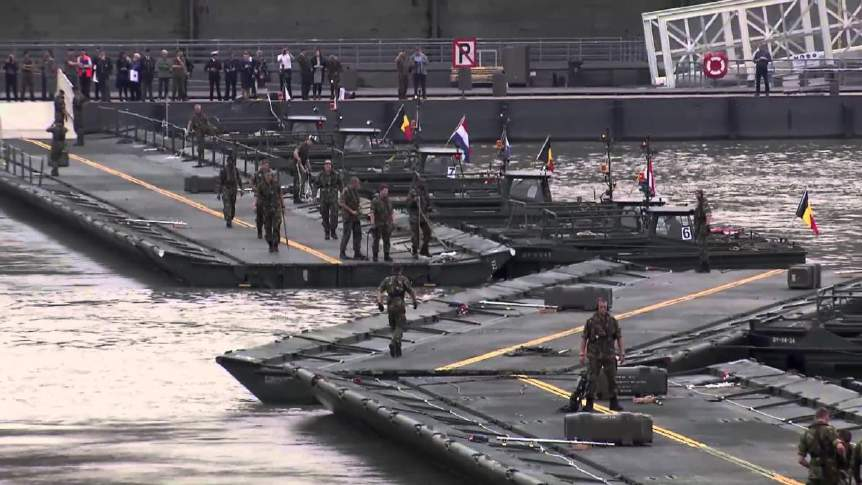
left=585, top=356, right=617, bottom=400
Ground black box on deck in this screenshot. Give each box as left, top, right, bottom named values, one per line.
left=787, top=264, right=822, bottom=289
left=565, top=412, right=653, bottom=445
left=544, top=285, right=612, bottom=310
left=184, top=175, right=219, bottom=194
left=596, top=365, right=668, bottom=398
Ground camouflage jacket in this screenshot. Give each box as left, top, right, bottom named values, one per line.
left=189, top=112, right=211, bottom=135
left=582, top=311, right=621, bottom=360
left=799, top=422, right=840, bottom=483
left=694, top=198, right=711, bottom=241
left=407, top=184, right=431, bottom=222
left=256, top=178, right=282, bottom=213
left=340, top=187, right=361, bottom=221
left=316, top=170, right=341, bottom=203
left=371, top=195, right=393, bottom=228
left=219, top=165, right=242, bottom=191
left=379, top=274, right=415, bottom=309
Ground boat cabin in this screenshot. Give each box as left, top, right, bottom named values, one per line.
left=335, top=127, right=384, bottom=152
left=645, top=206, right=696, bottom=241
left=416, top=146, right=463, bottom=176
left=501, top=170, right=553, bottom=204
left=286, top=115, right=327, bottom=136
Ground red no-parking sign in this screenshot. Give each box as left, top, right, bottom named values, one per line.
left=452, top=38, right=478, bottom=68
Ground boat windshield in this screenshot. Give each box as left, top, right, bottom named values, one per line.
left=509, top=178, right=547, bottom=203
left=344, top=134, right=372, bottom=152
left=291, top=122, right=317, bottom=136
left=424, top=155, right=455, bottom=176
left=655, top=214, right=693, bottom=240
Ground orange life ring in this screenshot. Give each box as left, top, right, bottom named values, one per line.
left=703, top=52, right=728, bottom=79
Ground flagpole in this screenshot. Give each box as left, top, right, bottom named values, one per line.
left=381, top=104, right=405, bottom=142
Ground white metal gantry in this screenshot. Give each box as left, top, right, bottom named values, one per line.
left=643, top=0, right=862, bottom=87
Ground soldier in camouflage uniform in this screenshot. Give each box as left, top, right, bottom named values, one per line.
left=54, top=89, right=68, bottom=124
left=72, top=86, right=87, bottom=146
left=252, top=160, right=271, bottom=239
left=256, top=170, right=284, bottom=253
left=407, top=174, right=432, bottom=258
left=579, top=296, right=625, bottom=412
left=693, top=189, right=711, bottom=273
left=46, top=121, right=68, bottom=177
left=187, top=104, right=213, bottom=167
left=315, top=159, right=341, bottom=240
left=837, top=429, right=852, bottom=485
left=338, top=176, right=365, bottom=260
left=799, top=407, right=844, bottom=485
left=377, top=265, right=417, bottom=358
left=370, top=184, right=394, bottom=262
left=217, top=154, right=243, bottom=228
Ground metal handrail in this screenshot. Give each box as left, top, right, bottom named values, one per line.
left=1, top=141, right=45, bottom=186
left=671, top=57, right=857, bottom=90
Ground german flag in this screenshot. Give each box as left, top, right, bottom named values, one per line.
left=400, top=114, right=413, bottom=141
left=795, top=190, right=819, bottom=235
left=537, top=136, right=554, bottom=172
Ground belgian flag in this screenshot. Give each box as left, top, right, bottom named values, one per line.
left=795, top=190, right=819, bottom=235
left=400, top=114, right=413, bottom=141
left=537, top=136, right=554, bottom=172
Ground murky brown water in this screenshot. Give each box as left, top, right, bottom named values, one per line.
left=2, top=139, right=859, bottom=484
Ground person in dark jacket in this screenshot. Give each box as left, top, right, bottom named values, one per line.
left=255, top=49, right=268, bottom=95
left=141, top=49, right=156, bottom=102
left=181, top=50, right=193, bottom=101
left=224, top=51, right=239, bottom=100
left=753, top=44, right=772, bottom=97
left=327, top=55, right=342, bottom=100
left=94, top=50, right=112, bottom=102
left=20, top=51, right=36, bottom=101
left=205, top=51, right=222, bottom=101
left=115, top=51, right=130, bottom=101
left=4, top=54, right=18, bottom=101
left=240, top=51, right=254, bottom=98
left=41, top=51, right=56, bottom=101
left=297, top=50, right=311, bottom=100
left=311, top=49, right=325, bottom=100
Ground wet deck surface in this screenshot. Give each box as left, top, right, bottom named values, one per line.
left=220, top=260, right=860, bottom=484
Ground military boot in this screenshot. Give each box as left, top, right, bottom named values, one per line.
left=420, top=244, right=430, bottom=257
left=395, top=341, right=402, bottom=357
left=384, top=253, right=392, bottom=262
left=325, top=232, right=330, bottom=240
left=582, top=397, right=595, bottom=413
left=388, top=342, right=396, bottom=358
left=330, top=231, right=338, bottom=240
left=609, top=397, right=624, bottom=412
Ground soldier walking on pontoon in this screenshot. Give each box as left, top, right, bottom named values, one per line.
left=407, top=174, right=432, bottom=258
left=187, top=104, right=214, bottom=167
left=257, top=170, right=284, bottom=253
left=252, top=160, right=271, bottom=239
left=218, top=154, right=243, bottom=228
left=377, top=265, right=417, bottom=358
left=339, top=176, right=366, bottom=260
left=315, top=159, right=341, bottom=240
left=579, top=296, right=625, bottom=412
left=72, top=86, right=87, bottom=146
left=47, top=121, right=67, bottom=177
left=370, top=184, right=394, bottom=262
left=798, top=407, right=844, bottom=485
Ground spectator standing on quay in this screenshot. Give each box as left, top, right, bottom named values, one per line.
left=20, top=51, right=36, bottom=101
left=277, top=47, right=293, bottom=98
left=76, top=48, right=93, bottom=99
left=311, top=49, right=325, bottom=100
left=395, top=51, right=409, bottom=100
left=224, top=51, right=239, bottom=100
left=171, top=51, right=187, bottom=101
left=412, top=47, right=428, bottom=99
left=206, top=51, right=222, bottom=101
left=157, top=49, right=171, bottom=100
left=64, top=49, right=78, bottom=88
left=116, top=51, right=130, bottom=101
left=41, top=51, right=56, bottom=100
left=94, top=49, right=112, bottom=102
left=298, top=50, right=312, bottom=100
left=255, top=49, right=268, bottom=96
left=4, top=54, right=18, bottom=101
left=181, top=50, right=193, bottom=101
left=129, top=53, right=142, bottom=101
left=240, top=51, right=255, bottom=98
left=754, top=44, right=772, bottom=97
left=328, top=55, right=342, bottom=100
left=141, top=49, right=156, bottom=102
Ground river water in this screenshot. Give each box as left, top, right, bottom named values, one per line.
left=1, top=139, right=859, bottom=484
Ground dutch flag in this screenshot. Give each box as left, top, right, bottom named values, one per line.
left=448, top=116, right=471, bottom=163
